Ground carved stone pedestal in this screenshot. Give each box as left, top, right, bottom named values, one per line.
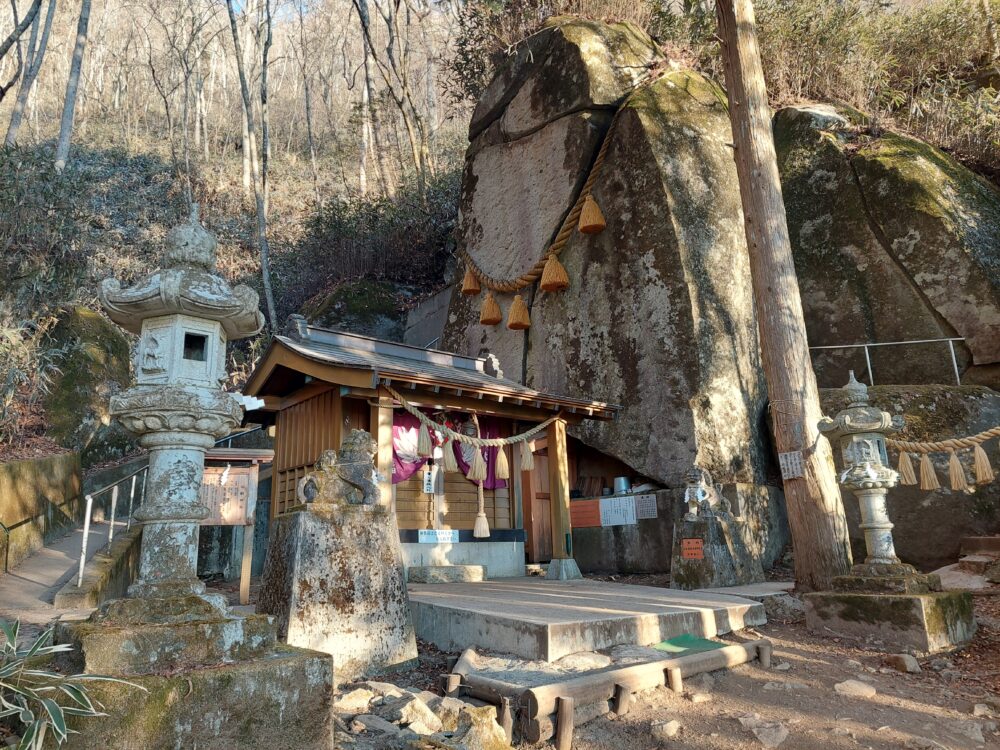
left=55, top=596, right=333, bottom=750
left=804, top=564, right=976, bottom=654
left=257, top=433, right=418, bottom=686
left=670, top=514, right=764, bottom=590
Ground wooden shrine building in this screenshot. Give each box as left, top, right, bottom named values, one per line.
left=242, top=317, right=617, bottom=577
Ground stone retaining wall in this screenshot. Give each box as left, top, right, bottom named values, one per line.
left=0, top=453, right=82, bottom=572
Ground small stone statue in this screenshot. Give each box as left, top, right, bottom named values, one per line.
left=296, top=430, right=381, bottom=506
left=683, top=466, right=728, bottom=520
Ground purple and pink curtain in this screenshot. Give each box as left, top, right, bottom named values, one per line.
left=391, top=411, right=507, bottom=490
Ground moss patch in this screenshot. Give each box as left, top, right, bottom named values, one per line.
left=301, top=280, right=411, bottom=340
left=41, top=305, right=134, bottom=466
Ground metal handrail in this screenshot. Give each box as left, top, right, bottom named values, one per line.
left=77, top=464, right=149, bottom=588
left=216, top=424, right=265, bottom=447
left=809, top=337, right=965, bottom=386
left=0, top=520, right=9, bottom=574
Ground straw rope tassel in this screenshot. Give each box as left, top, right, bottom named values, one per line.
left=974, top=444, right=995, bottom=484
left=417, top=422, right=433, bottom=458
left=471, top=413, right=490, bottom=538
left=520, top=440, right=535, bottom=472
left=540, top=253, right=569, bottom=293
left=919, top=453, right=940, bottom=491
left=507, top=294, right=530, bottom=330
left=479, top=291, right=501, bottom=326
left=578, top=194, right=606, bottom=234
left=495, top=445, right=510, bottom=480
left=897, top=451, right=917, bottom=486
left=442, top=439, right=459, bottom=473
left=461, top=266, right=481, bottom=296
left=948, top=450, right=969, bottom=492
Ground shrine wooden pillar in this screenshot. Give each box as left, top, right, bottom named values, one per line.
left=546, top=418, right=580, bottom=578
left=371, top=388, right=395, bottom=511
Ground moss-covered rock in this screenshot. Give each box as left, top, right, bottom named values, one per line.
left=470, top=16, right=660, bottom=140
left=301, top=280, right=414, bottom=341
left=775, top=104, right=1000, bottom=388
left=41, top=305, right=135, bottom=467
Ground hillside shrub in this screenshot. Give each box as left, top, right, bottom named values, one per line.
left=278, top=170, right=460, bottom=320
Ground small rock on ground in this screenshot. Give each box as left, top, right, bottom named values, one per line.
left=834, top=680, right=877, bottom=698
left=884, top=653, right=921, bottom=674
left=334, top=688, right=376, bottom=714
left=555, top=651, right=613, bottom=670
left=651, top=719, right=681, bottom=740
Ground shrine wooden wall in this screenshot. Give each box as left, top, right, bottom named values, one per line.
left=271, top=390, right=369, bottom=517
left=394, top=449, right=513, bottom=531
left=271, top=389, right=517, bottom=531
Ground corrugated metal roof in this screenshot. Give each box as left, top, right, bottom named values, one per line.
left=275, top=325, right=617, bottom=418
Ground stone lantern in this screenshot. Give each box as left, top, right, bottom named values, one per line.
left=98, top=208, right=262, bottom=598
left=804, top=372, right=976, bottom=655
left=54, top=208, right=333, bottom=749
left=818, top=371, right=903, bottom=569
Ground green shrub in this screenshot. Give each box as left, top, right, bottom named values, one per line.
left=279, top=170, right=460, bottom=320
left=0, top=621, right=140, bottom=749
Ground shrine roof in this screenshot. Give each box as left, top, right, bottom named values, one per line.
left=243, top=320, right=617, bottom=421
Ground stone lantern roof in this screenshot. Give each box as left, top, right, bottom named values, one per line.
left=818, top=371, right=903, bottom=442
left=99, top=206, right=264, bottom=340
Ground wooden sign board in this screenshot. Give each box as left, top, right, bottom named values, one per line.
left=680, top=538, right=704, bottom=560
left=200, top=466, right=256, bottom=526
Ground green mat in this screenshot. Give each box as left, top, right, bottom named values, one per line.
left=651, top=633, right=725, bottom=655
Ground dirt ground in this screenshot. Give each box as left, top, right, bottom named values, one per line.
left=529, top=594, right=1000, bottom=750
left=212, top=579, right=1000, bottom=750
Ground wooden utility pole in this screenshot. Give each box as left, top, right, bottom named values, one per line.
left=716, top=0, right=852, bottom=591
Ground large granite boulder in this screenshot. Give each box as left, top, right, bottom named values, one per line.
left=442, top=17, right=786, bottom=568
left=775, top=105, right=1000, bottom=389
left=820, top=385, right=1000, bottom=570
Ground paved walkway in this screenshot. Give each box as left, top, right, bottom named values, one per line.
left=0, top=522, right=116, bottom=640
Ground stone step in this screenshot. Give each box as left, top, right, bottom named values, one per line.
left=960, top=536, right=1000, bottom=556
left=525, top=563, right=548, bottom=577
left=958, top=555, right=996, bottom=575
left=56, top=613, right=277, bottom=676
left=409, top=578, right=765, bottom=662
left=408, top=565, right=487, bottom=584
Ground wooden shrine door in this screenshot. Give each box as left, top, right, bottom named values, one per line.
left=522, top=444, right=552, bottom=563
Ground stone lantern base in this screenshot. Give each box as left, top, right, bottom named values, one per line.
left=804, top=564, right=976, bottom=655
left=55, top=595, right=334, bottom=750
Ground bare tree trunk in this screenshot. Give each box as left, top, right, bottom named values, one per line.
left=359, top=65, right=370, bottom=195
left=242, top=102, right=251, bottom=194
left=716, top=0, right=851, bottom=592
left=364, top=49, right=392, bottom=195
left=295, top=0, right=321, bottom=205
left=0, top=0, right=41, bottom=64
left=260, top=0, right=272, bottom=215
left=226, top=0, right=277, bottom=330
left=5, top=0, right=54, bottom=145
left=982, top=0, right=1000, bottom=63
left=54, top=0, right=91, bottom=171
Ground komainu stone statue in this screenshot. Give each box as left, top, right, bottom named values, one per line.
left=297, top=431, right=380, bottom=506
left=259, top=430, right=418, bottom=686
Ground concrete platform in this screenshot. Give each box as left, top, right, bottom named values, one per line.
left=408, top=577, right=766, bottom=661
